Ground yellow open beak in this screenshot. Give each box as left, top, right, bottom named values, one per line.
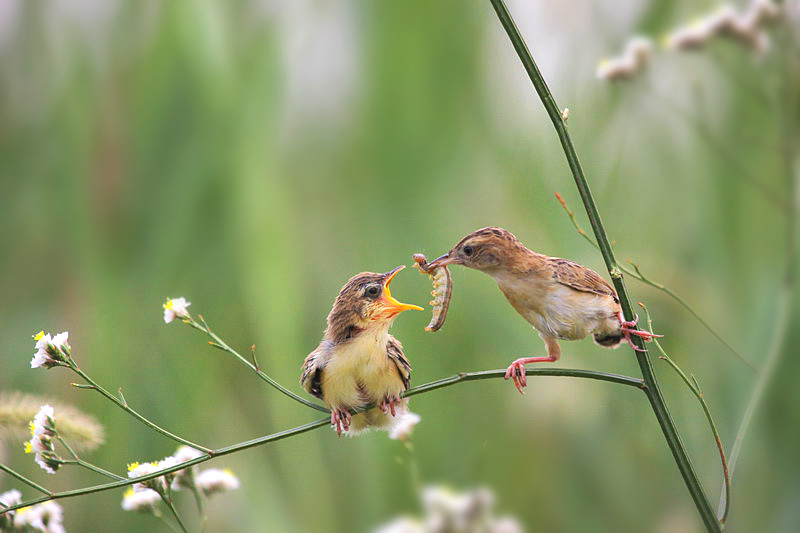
left=380, top=265, right=424, bottom=314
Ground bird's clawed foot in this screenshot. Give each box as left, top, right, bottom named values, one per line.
left=618, top=312, right=663, bottom=351
left=331, top=409, right=351, bottom=435
left=379, top=395, right=402, bottom=417
left=504, top=359, right=529, bottom=393
left=503, top=356, right=558, bottom=394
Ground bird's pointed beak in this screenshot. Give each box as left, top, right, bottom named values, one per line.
left=379, top=265, right=423, bottom=315
left=427, top=252, right=458, bottom=269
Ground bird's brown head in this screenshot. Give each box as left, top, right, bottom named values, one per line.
left=428, top=227, right=528, bottom=273
left=326, top=266, right=422, bottom=342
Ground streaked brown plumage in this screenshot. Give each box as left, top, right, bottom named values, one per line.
left=428, top=227, right=659, bottom=392
left=301, top=266, right=422, bottom=434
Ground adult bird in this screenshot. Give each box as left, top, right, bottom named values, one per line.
left=301, top=266, right=423, bottom=435
left=427, top=227, right=659, bottom=393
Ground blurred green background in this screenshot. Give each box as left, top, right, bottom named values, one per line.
left=1, top=0, right=798, bottom=531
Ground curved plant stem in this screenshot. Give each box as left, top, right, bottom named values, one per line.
left=403, top=368, right=644, bottom=396
left=69, top=365, right=213, bottom=454
left=56, top=436, right=126, bottom=481
left=186, top=315, right=329, bottom=413
left=163, top=496, right=190, bottom=533
left=555, top=191, right=757, bottom=373
left=487, top=0, right=721, bottom=529
left=641, top=306, right=731, bottom=523
left=0, top=464, right=52, bottom=496
left=0, top=366, right=641, bottom=513
left=718, top=28, right=800, bottom=520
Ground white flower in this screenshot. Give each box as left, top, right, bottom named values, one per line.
left=373, top=517, right=424, bottom=533
left=170, top=446, right=203, bottom=490
left=15, top=500, right=65, bottom=533
left=0, top=489, right=22, bottom=529
left=121, top=487, right=161, bottom=512
left=163, top=297, right=191, bottom=323
left=389, top=412, right=421, bottom=441
left=127, top=461, right=163, bottom=492
left=127, top=455, right=181, bottom=492
left=493, top=517, right=525, bottom=533
left=596, top=36, right=653, bottom=81
left=375, top=486, right=524, bottom=533
left=25, top=405, right=60, bottom=474
left=30, top=331, right=70, bottom=369
left=195, top=468, right=240, bottom=496
left=173, top=446, right=203, bottom=463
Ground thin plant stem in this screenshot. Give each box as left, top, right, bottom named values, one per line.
left=555, top=191, right=757, bottom=373
left=154, top=511, right=184, bottom=533
left=718, top=27, right=800, bottom=520
left=646, top=84, right=788, bottom=213
left=641, top=305, right=731, bottom=523
left=163, top=496, right=190, bottom=533
left=69, top=364, right=213, bottom=454
left=487, top=0, right=721, bottom=529
left=187, top=473, right=206, bottom=516
left=717, top=283, right=792, bottom=519
left=0, top=366, right=643, bottom=513
left=0, top=464, right=52, bottom=496
left=56, top=435, right=125, bottom=480
left=185, top=316, right=329, bottom=413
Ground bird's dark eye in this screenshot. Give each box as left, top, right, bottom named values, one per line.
left=365, top=285, right=380, bottom=299
left=463, top=245, right=474, bottom=256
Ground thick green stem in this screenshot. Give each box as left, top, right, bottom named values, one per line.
left=487, top=0, right=720, bottom=530
left=0, top=366, right=641, bottom=514
left=556, top=191, right=757, bottom=373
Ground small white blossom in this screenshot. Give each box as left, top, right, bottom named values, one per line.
left=163, top=297, right=191, bottom=324
left=389, top=412, right=421, bottom=441
left=170, top=446, right=203, bottom=491
left=373, top=517, right=424, bottom=533
left=0, top=489, right=22, bottom=529
left=121, top=487, right=161, bottom=512
left=15, top=500, right=66, bottom=533
left=25, top=405, right=60, bottom=474
left=127, top=461, right=163, bottom=492
left=127, top=455, right=181, bottom=493
left=664, top=1, right=780, bottom=55
left=30, top=331, right=70, bottom=369
left=195, top=468, right=240, bottom=496
left=596, top=36, right=653, bottom=81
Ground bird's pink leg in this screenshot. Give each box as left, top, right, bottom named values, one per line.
left=504, top=337, right=561, bottom=394
left=618, top=312, right=663, bottom=351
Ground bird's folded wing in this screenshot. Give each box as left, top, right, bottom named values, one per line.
left=549, top=258, right=619, bottom=302
left=301, top=341, right=331, bottom=400
left=386, top=335, right=412, bottom=390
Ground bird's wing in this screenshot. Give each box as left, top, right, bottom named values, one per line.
left=300, top=341, right=331, bottom=400
left=386, top=335, right=412, bottom=390
left=549, top=258, right=619, bottom=302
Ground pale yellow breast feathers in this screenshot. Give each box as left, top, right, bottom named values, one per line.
left=321, top=326, right=406, bottom=411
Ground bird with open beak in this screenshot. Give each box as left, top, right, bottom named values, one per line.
left=301, top=266, right=423, bottom=435
left=426, top=227, right=660, bottom=393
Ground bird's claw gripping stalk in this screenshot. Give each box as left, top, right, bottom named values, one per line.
left=619, top=312, right=663, bottom=351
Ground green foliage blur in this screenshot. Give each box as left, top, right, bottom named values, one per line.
left=1, top=1, right=798, bottom=531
